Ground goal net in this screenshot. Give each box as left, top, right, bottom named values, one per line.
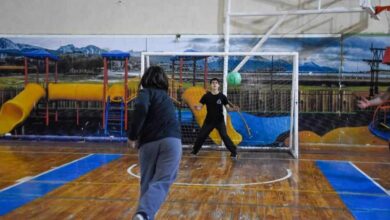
left=141, top=51, right=299, bottom=158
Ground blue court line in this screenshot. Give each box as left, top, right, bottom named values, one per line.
left=0, top=153, right=122, bottom=216
left=316, top=160, right=390, bottom=220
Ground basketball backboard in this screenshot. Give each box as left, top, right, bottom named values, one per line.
left=360, top=0, right=380, bottom=20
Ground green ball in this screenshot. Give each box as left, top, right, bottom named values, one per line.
left=227, top=71, right=242, bottom=86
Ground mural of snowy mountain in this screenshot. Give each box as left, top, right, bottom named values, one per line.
left=0, top=38, right=22, bottom=54
left=300, top=61, right=338, bottom=73
left=0, top=38, right=19, bottom=50
left=57, top=44, right=82, bottom=54
left=16, top=43, right=44, bottom=51
left=206, top=56, right=293, bottom=72
left=0, top=38, right=45, bottom=54
left=0, top=35, right=388, bottom=73
left=81, top=45, right=106, bottom=55
left=148, top=55, right=293, bottom=72
left=57, top=44, right=106, bottom=55
left=0, top=39, right=107, bottom=56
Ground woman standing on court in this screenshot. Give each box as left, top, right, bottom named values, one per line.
left=128, top=66, right=182, bottom=220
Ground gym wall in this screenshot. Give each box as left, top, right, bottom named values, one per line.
left=0, top=0, right=389, bottom=35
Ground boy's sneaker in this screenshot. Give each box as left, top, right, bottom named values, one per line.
left=190, top=150, right=198, bottom=156
left=230, top=154, right=238, bottom=161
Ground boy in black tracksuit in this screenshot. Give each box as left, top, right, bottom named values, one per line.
left=191, top=78, right=238, bottom=159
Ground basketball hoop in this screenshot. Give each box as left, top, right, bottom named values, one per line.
left=375, top=5, right=390, bottom=34
left=383, top=47, right=390, bottom=65
left=375, top=5, right=390, bottom=15
left=360, top=0, right=379, bottom=20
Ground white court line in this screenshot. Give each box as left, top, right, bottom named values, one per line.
left=0, top=154, right=94, bottom=193
left=1, top=150, right=390, bottom=165
left=349, top=162, right=390, bottom=196
left=16, top=176, right=34, bottom=183
left=127, top=164, right=292, bottom=187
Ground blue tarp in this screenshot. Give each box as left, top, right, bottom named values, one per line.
left=176, top=110, right=194, bottom=124
left=101, top=50, right=130, bottom=59
left=229, top=112, right=290, bottom=146
left=23, top=49, right=59, bottom=61
left=178, top=110, right=291, bottom=146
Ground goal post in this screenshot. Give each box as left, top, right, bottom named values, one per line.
left=141, top=51, right=299, bottom=158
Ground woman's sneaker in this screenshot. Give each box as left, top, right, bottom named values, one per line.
left=132, top=214, right=144, bottom=220
left=133, top=212, right=149, bottom=220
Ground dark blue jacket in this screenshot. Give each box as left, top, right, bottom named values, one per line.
left=128, top=88, right=181, bottom=145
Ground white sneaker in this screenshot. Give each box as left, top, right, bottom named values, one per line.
left=132, top=214, right=145, bottom=220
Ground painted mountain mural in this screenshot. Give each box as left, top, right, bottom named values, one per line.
left=1, top=36, right=388, bottom=73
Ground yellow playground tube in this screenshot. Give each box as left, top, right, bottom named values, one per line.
left=49, top=83, right=106, bottom=101
left=108, top=84, right=137, bottom=102
left=182, top=87, right=242, bottom=145
left=49, top=82, right=139, bottom=102
left=0, top=83, right=45, bottom=135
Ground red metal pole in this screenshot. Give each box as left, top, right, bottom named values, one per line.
left=55, top=62, right=58, bottom=83
left=46, top=102, right=49, bottom=126
left=103, top=58, right=108, bottom=127
left=204, top=57, right=208, bottom=89
left=45, top=58, right=49, bottom=89
left=124, top=57, right=129, bottom=130
left=24, top=58, right=28, bottom=86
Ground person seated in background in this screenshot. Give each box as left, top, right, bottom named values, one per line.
left=358, top=87, right=390, bottom=151
left=357, top=87, right=390, bottom=109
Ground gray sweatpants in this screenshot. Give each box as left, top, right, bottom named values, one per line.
left=136, top=137, right=182, bottom=220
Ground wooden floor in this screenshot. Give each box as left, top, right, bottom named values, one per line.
left=0, top=141, right=389, bottom=219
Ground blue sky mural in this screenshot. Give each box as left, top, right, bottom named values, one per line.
left=343, top=35, right=390, bottom=72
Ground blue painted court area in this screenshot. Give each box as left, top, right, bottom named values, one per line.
left=316, top=161, right=390, bottom=220
left=0, top=153, right=122, bottom=216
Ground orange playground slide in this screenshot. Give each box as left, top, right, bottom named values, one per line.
left=182, top=87, right=242, bottom=145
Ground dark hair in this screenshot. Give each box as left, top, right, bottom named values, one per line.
left=209, top=78, right=220, bottom=84
left=140, top=66, right=169, bottom=91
